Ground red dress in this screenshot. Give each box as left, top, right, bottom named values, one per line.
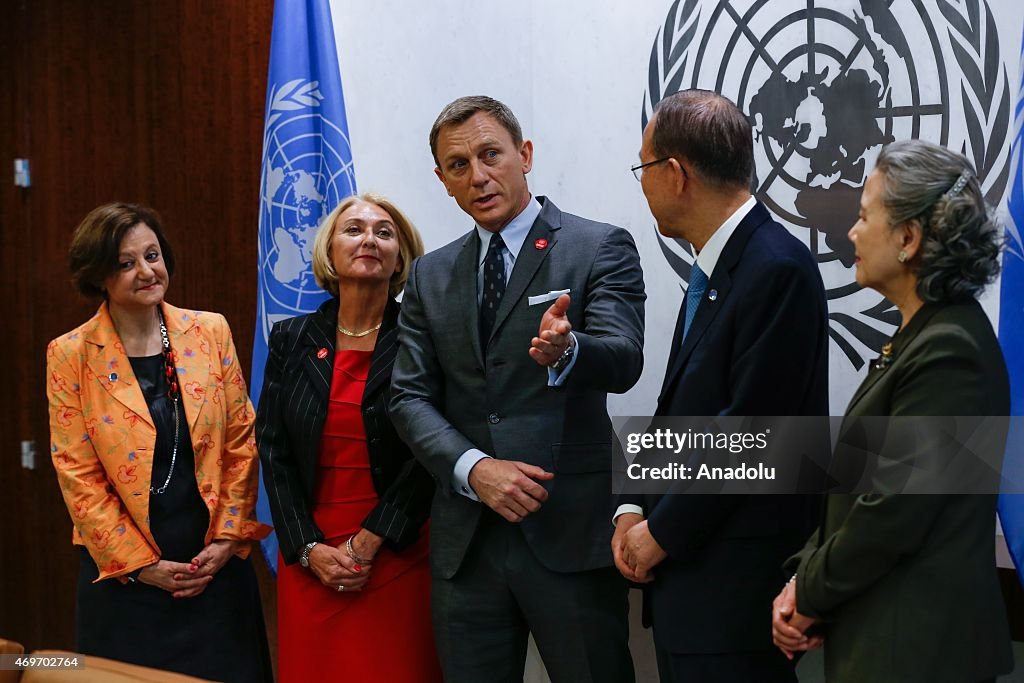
left=277, top=350, right=442, bottom=683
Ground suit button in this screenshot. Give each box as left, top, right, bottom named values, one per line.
left=365, top=406, right=376, bottom=416
left=372, top=467, right=383, bottom=476
left=370, top=437, right=381, bottom=446
left=488, top=413, right=500, bottom=424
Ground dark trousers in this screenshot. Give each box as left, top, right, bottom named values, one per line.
left=431, top=512, right=634, bottom=683
left=654, top=647, right=797, bottom=683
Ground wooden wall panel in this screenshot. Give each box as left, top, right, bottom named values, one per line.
left=0, top=0, right=274, bottom=654
left=0, top=0, right=34, bottom=646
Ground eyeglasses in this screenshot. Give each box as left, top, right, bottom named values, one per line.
left=631, top=157, right=687, bottom=181
left=631, top=157, right=669, bottom=181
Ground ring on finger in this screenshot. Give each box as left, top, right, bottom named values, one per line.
left=336, top=584, right=345, bottom=592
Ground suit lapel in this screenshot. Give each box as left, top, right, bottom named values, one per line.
left=163, top=304, right=211, bottom=433
left=83, top=304, right=154, bottom=429
left=301, top=299, right=337, bottom=404
left=454, top=230, right=485, bottom=366
left=659, top=297, right=688, bottom=399
left=658, top=205, right=767, bottom=405
left=365, top=298, right=400, bottom=402
left=843, top=303, right=942, bottom=414
left=488, top=199, right=561, bottom=344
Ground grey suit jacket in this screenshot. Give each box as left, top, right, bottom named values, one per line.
left=789, top=300, right=1014, bottom=683
left=390, top=196, right=645, bottom=578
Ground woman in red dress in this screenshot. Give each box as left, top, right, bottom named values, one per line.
left=256, top=193, right=440, bottom=682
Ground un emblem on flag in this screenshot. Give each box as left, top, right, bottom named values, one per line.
left=645, top=0, right=1012, bottom=369
left=257, top=79, right=357, bottom=334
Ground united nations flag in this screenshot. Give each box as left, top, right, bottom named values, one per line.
left=999, top=23, right=1024, bottom=588
left=252, top=0, right=358, bottom=573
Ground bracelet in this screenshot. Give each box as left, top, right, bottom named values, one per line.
left=346, top=536, right=372, bottom=565
left=787, top=573, right=797, bottom=585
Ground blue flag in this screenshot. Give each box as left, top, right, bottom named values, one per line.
left=252, top=0, right=357, bottom=574
left=998, top=25, right=1024, bottom=587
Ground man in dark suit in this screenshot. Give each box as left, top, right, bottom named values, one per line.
left=390, top=96, right=645, bottom=683
left=613, top=89, right=829, bottom=682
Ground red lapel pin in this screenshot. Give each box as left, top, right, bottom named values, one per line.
left=534, top=238, right=548, bottom=250
left=317, top=348, right=328, bottom=359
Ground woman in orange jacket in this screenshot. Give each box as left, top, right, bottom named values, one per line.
left=46, top=202, right=272, bottom=682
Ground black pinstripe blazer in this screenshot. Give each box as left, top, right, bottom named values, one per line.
left=256, top=296, right=434, bottom=565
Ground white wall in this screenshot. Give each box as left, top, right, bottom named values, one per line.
left=330, top=1, right=1024, bottom=679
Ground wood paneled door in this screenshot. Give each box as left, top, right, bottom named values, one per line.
left=0, top=0, right=275, bottom=654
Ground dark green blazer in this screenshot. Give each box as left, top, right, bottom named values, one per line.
left=789, top=300, right=1013, bottom=683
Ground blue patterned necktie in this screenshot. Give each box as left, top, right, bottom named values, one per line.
left=683, top=264, right=708, bottom=340
left=480, top=233, right=507, bottom=345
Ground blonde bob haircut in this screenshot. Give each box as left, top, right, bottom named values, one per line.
left=311, top=193, right=425, bottom=298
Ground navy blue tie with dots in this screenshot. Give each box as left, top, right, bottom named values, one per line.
left=480, top=232, right=507, bottom=345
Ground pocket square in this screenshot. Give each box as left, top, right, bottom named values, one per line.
left=528, top=289, right=571, bottom=306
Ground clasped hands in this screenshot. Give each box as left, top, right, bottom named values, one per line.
left=771, top=578, right=824, bottom=659
left=137, top=538, right=245, bottom=598
left=307, top=529, right=385, bottom=593
left=611, top=512, right=667, bottom=582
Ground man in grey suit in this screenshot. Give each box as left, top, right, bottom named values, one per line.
left=390, top=96, right=645, bottom=683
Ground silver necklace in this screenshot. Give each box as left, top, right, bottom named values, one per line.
left=151, top=310, right=180, bottom=496
left=336, top=320, right=382, bottom=337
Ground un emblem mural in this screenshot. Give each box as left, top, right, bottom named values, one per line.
left=644, top=0, right=1011, bottom=369
left=257, top=78, right=357, bottom=344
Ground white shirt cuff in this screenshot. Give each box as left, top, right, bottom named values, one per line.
left=612, top=504, right=644, bottom=526
left=453, top=449, right=490, bottom=501
left=547, top=332, right=580, bottom=387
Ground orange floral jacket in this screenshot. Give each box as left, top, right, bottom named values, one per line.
left=46, top=301, right=271, bottom=581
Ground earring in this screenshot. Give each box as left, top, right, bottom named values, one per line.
left=898, top=250, right=908, bottom=263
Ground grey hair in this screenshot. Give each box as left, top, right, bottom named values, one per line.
left=874, top=139, right=1001, bottom=303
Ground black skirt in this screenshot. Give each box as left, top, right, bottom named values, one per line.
left=75, top=354, right=271, bottom=683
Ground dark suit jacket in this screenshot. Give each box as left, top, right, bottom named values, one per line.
left=256, top=297, right=434, bottom=565
left=622, top=201, right=829, bottom=654
left=390, top=196, right=646, bottom=579
left=789, top=300, right=1013, bottom=683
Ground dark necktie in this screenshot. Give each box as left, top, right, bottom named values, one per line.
left=480, top=233, right=507, bottom=345
left=683, top=264, right=708, bottom=340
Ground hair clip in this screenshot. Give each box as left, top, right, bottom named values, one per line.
left=943, top=169, right=971, bottom=199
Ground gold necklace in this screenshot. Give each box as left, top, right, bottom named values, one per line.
left=337, top=320, right=382, bottom=337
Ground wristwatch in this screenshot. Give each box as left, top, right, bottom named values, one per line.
left=298, top=541, right=319, bottom=568
left=549, top=340, right=575, bottom=372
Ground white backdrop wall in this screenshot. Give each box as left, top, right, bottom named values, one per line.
left=334, top=0, right=690, bottom=418
left=330, top=1, right=1024, bottom=679
left=333, top=0, right=1024, bottom=418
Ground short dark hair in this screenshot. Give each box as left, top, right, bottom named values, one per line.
left=874, top=140, right=1000, bottom=303
left=429, top=95, right=523, bottom=165
left=69, top=202, right=176, bottom=298
left=651, top=89, right=754, bottom=190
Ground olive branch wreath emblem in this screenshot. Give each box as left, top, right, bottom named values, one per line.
left=263, top=79, right=325, bottom=133
left=937, top=0, right=1011, bottom=205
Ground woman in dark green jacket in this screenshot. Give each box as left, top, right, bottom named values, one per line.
left=772, top=139, right=1013, bottom=683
